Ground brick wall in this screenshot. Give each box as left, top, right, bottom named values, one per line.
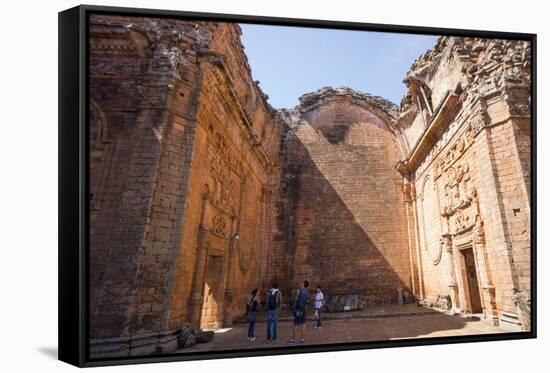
left=88, top=23, right=532, bottom=357
left=89, top=17, right=281, bottom=356
left=271, top=90, right=412, bottom=304
left=398, top=37, right=532, bottom=329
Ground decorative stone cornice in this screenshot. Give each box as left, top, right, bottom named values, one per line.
left=396, top=88, right=462, bottom=174
left=198, top=48, right=280, bottom=174
left=397, top=37, right=531, bottom=173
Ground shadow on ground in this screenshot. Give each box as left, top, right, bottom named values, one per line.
left=36, top=346, right=58, bottom=360
left=174, top=311, right=506, bottom=354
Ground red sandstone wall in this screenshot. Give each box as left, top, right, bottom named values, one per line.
left=162, top=23, right=280, bottom=331
left=88, top=22, right=532, bottom=358
left=272, top=91, right=412, bottom=304
left=89, top=15, right=194, bottom=339
left=89, top=16, right=280, bottom=351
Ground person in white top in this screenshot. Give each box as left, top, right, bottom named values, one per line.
left=314, top=285, right=324, bottom=330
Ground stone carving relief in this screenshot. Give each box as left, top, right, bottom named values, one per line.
left=440, top=159, right=478, bottom=236
left=206, top=132, right=242, bottom=216
left=406, top=37, right=530, bottom=178
left=473, top=216, right=486, bottom=245
left=469, top=111, right=488, bottom=136
left=442, top=162, right=474, bottom=214
left=212, top=213, right=227, bottom=236
left=201, top=131, right=243, bottom=249
left=417, top=115, right=476, bottom=179
left=434, top=123, right=475, bottom=181
left=440, top=234, right=453, bottom=253
left=212, top=133, right=242, bottom=174
left=508, top=102, right=530, bottom=116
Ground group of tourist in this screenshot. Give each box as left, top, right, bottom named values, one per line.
left=245, top=280, right=324, bottom=344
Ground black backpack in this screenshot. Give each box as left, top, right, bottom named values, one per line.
left=267, top=290, right=278, bottom=310
left=295, top=288, right=307, bottom=310
left=245, top=296, right=255, bottom=315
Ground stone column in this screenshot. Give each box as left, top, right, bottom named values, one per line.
left=403, top=181, right=420, bottom=297
left=473, top=217, right=499, bottom=325
left=223, top=175, right=246, bottom=325
left=410, top=183, right=425, bottom=299
left=188, top=193, right=211, bottom=327
left=222, top=230, right=238, bottom=326
left=441, top=233, right=459, bottom=312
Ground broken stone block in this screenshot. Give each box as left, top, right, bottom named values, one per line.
left=324, top=295, right=363, bottom=313
left=196, top=330, right=215, bottom=343
left=178, top=324, right=198, bottom=348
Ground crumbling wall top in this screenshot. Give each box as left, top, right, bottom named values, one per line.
left=290, top=86, right=399, bottom=120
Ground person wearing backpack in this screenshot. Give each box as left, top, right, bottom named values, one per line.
left=288, top=280, right=309, bottom=344
left=246, top=288, right=260, bottom=341
left=266, top=282, right=281, bottom=343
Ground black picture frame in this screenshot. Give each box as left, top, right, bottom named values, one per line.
left=59, top=4, right=537, bottom=367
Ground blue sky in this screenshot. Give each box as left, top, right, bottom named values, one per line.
left=239, top=24, right=438, bottom=108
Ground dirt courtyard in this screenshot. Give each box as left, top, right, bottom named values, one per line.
left=174, top=310, right=508, bottom=353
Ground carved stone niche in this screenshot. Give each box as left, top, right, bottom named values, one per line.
left=441, top=233, right=453, bottom=253
left=212, top=213, right=228, bottom=237
left=470, top=112, right=488, bottom=136
left=473, top=216, right=486, bottom=245
left=440, top=160, right=479, bottom=239
left=427, top=236, right=443, bottom=265
left=434, top=122, right=476, bottom=181
left=441, top=161, right=474, bottom=217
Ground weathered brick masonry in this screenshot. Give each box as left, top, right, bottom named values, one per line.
left=89, top=16, right=280, bottom=357
left=271, top=88, right=411, bottom=304
left=396, top=37, right=532, bottom=331
left=89, top=15, right=532, bottom=358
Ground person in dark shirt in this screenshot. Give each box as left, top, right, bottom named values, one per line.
left=288, top=280, right=309, bottom=344
left=246, top=288, right=259, bottom=341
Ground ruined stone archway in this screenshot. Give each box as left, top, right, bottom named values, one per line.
left=271, top=87, right=412, bottom=304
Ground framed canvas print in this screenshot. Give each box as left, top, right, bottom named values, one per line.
left=58, top=4, right=536, bottom=367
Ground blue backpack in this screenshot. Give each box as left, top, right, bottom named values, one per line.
left=295, top=288, right=307, bottom=310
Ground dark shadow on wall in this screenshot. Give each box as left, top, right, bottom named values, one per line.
left=272, top=127, right=411, bottom=304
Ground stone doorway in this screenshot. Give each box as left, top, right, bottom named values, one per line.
left=459, top=247, right=482, bottom=314
left=200, top=255, right=225, bottom=330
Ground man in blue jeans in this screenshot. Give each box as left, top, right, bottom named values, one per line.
left=266, top=282, right=281, bottom=343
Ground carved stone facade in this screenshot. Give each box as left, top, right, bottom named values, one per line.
left=88, top=16, right=280, bottom=358
left=396, top=37, right=531, bottom=330
left=89, top=16, right=531, bottom=358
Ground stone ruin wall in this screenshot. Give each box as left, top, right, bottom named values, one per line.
left=396, top=37, right=531, bottom=330
left=89, top=16, right=280, bottom=357
left=88, top=15, right=532, bottom=357
left=271, top=88, right=411, bottom=304
left=165, top=22, right=282, bottom=333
